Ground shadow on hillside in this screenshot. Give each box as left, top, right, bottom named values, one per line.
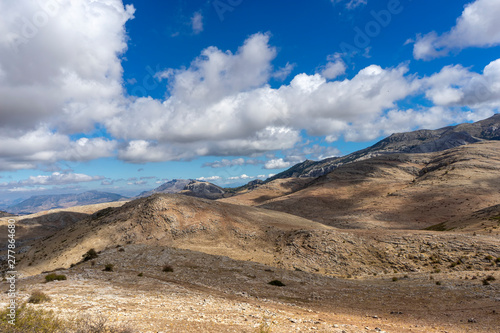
left=0, top=211, right=90, bottom=248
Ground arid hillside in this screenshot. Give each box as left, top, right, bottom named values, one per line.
left=224, top=141, right=500, bottom=232
left=0, top=201, right=128, bottom=254
left=6, top=192, right=499, bottom=332
left=2, top=141, right=500, bottom=333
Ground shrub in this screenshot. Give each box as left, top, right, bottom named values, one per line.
left=0, top=303, right=135, bottom=333
left=45, top=273, right=67, bottom=282
left=137, top=273, right=143, bottom=277
left=0, top=303, right=67, bottom=333
left=392, top=277, right=398, bottom=282
left=268, top=280, right=286, bottom=287
left=103, top=264, right=114, bottom=272
left=162, top=265, right=174, bottom=273
left=436, top=281, right=442, bottom=285
left=72, top=314, right=135, bottom=333
left=82, top=249, right=98, bottom=262
left=482, top=275, right=496, bottom=285
left=28, top=291, right=51, bottom=304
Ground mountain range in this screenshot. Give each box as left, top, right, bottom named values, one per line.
left=6, top=190, right=128, bottom=215
left=5, top=114, right=500, bottom=217
left=268, top=113, right=500, bottom=180
left=3, top=115, right=500, bottom=333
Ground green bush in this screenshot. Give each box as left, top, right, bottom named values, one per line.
left=45, top=273, right=67, bottom=282
left=103, top=264, right=114, bottom=272
left=268, top=280, right=286, bottom=287
left=28, top=291, right=51, bottom=304
left=0, top=303, right=67, bottom=333
left=82, top=249, right=98, bottom=262
left=162, top=265, right=174, bottom=273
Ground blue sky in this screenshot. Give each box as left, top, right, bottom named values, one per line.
left=1, top=0, right=500, bottom=204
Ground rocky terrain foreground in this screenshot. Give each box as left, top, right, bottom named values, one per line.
left=1, top=141, right=500, bottom=332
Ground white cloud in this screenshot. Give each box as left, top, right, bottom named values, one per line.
left=0, top=0, right=130, bottom=170
left=0, top=172, right=104, bottom=189
left=227, top=174, right=254, bottom=180
left=320, top=55, right=346, bottom=80
left=0, top=0, right=134, bottom=132
left=412, top=0, right=500, bottom=60
left=422, top=59, right=500, bottom=108
left=0, top=128, right=116, bottom=171
left=191, top=11, right=203, bottom=34
left=117, top=126, right=301, bottom=163
left=264, top=158, right=293, bottom=170
left=197, top=176, right=222, bottom=181
left=273, top=62, right=295, bottom=81
left=109, top=33, right=419, bottom=163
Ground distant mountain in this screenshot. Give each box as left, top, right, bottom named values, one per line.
left=7, top=191, right=127, bottom=215
left=137, top=179, right=192, bottom=198
left=181, top=180, right=226, bottom=200
left=138, top=179, right=226, bottom=200
left=249, top=141, right=500, bottom=230
left=269, top=113, right=500, bottom=180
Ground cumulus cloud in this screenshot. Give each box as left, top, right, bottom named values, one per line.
left=0, top=0, right=131, bottom=170
left=0, top=128, right=116, bottom=171
left=422, top=59, right=500, bottom=108
left=320, top=54, right=346, bottom=80
left=191, top=11, right=203, bottom=34
left=0, top=172, right=104, bottom=189
left=412, top=0, right=500, bottom=60
left=0, top=0, right=134, bottom=132
left=108, top=33, right=420, bottom=163
left=264, top=158, right=294, bottom=170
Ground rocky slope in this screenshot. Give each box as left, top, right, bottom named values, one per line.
left=181, top=180, right=226, bottom=199
left=227, top=141, right=500, bottom=231
left=138, top=179, right=226, bottom=200
left=137, top=179, right=192, bottom=197
left=7, top=190, right=127, bottom=215
left=269, top=113, right=500, bottom=180
left=14, top=192, right=499, bottom=281
left=0, top=201, right=128, bottom=255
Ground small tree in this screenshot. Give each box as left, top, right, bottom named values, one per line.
left=83, top=248, right=98, bottom=262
